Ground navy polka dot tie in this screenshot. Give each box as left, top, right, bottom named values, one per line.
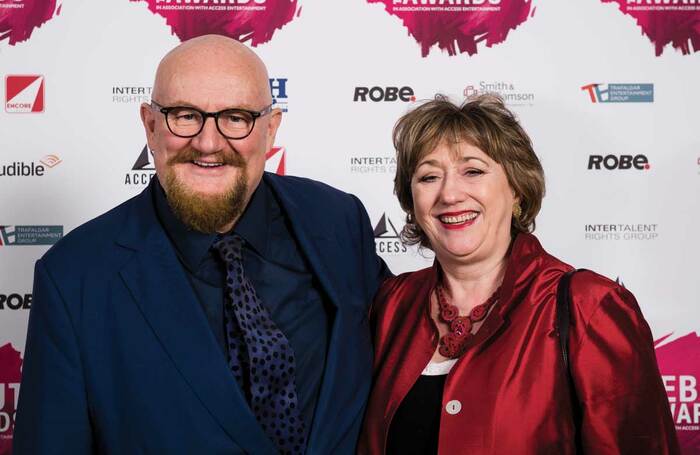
left=213, top=234, right=307, bottom=455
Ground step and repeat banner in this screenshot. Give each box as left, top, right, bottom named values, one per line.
left=1, top=0, right=699, bottom=452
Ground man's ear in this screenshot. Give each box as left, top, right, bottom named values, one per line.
left=266, top=108, right=282, bottom=149
left=140, top=103, right=157, bottom=151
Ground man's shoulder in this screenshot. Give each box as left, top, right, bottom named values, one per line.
left=264, top=173, right=356, bottom=207
left=41, top=192, right=142, bottom=271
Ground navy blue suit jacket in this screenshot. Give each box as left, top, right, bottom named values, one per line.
left=14, top=173, right=389, bottom=454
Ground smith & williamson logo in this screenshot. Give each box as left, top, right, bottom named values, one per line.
left=0, top=225, right=63, bottom=246
left=581, top=83, right=654, bottom=103
left=5, top=75, right=44, bottom=113
left=584, top=223, right=658, bottom=241
left=0, top=293, right=31, bottom=310
left=0, top=154, right=61, bottom=177
left=354, top=86, right=416, bottom=103
left=373, top=213, right=408, bottom=254
left=587, top=154, right=650, bottom=170
left=463, top=81, right=535, bottom=107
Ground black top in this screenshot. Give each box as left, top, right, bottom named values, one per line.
left=153, top=178, right=329, bottom=442
left=386, top=374, right=447, bottom=455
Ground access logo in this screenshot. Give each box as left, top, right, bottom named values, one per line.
left=5, top=75, right=44, bottom=113
left=131, top=0, right=300, bottom=46
left=366, top=0, right=534, bottom=57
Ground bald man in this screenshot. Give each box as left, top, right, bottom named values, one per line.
left=14, top=35, right=389, bottom=455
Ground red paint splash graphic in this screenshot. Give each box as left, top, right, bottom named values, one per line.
left=655, top=332, right=700, bottom=453
left=132, top=0, right=300, bottom=46
left=601, top=0, right=699, bottom=56
left=0, top=343, right=22, bottom=455
left=367, top=0, right=534, bottom=57
left=0, top=0, right=61, bottom=46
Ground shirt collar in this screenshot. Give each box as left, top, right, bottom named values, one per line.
left=153, top=178, right=270, bottom=271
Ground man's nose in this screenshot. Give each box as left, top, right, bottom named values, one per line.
left=191, top=116, right=227, bottom=154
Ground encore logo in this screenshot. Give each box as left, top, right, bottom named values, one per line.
left=5, top=75, right=44, bottom=113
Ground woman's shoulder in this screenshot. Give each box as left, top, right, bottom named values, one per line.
left=372, top=266, right=434, bottom=315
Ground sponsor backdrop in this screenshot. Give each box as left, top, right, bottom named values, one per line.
left=1, top=0, right=699, bottom=452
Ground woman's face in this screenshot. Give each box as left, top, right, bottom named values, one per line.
left=411, top=140, right=516, bottom=265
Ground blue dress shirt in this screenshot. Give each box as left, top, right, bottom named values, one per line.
left=153, top=179, right=329, bottom=442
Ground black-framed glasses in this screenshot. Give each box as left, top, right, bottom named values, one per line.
left=151, top=100, right=273, bottom=140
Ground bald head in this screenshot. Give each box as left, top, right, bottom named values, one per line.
left=152, top=34, right=272, bottom=108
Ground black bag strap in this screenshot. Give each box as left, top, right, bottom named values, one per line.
left=556, top=269, right=585, bottom=452
left=556, top=269, right=576, bottom=370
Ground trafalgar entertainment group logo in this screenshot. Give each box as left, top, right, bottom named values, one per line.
left=0, top=343, right=22, bottom=453
left=367, top=0, right=533, bottom=57
left=581, top=83, right=654, bottom=103
left=584, top=223, right=658, bottom=241
left=463, top=81, right=535, bottom=107
left=0, top=155, right=61, bottom=177
left=0, top=225, right=63, bottom=246
left=374, top=213, right=408, bottom=255
left=5, top=75, right=44, bottom=113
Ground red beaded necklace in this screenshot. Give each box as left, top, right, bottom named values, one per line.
left=434, top=283, right=500, bottom=358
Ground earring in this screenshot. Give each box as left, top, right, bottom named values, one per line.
left=512, top=202, right=522, bottom=220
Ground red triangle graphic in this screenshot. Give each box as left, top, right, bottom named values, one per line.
left=32, top=79, right=45, bottom=112
left=6, top=76, right=40, bottom=103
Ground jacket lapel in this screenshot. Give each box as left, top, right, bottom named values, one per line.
left=264, top=174, right=353, bottom=449
left=115, top=182, right=277, bottom=454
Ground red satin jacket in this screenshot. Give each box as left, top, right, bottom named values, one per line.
left=359, top=233, right=679, bottom=454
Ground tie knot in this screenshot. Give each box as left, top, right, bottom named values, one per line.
left=212, top=234, right=244, bottom=264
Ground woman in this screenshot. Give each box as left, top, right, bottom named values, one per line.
left=358, top=95, right=679, bottom=454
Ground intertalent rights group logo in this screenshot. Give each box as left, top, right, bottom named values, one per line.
left=367, top=0, right=534, bottom=57
left=0, top=343, right=22, bottom=454
left=463, top=81, right=535, bottom=107
left=349, top=156, right=396, bottom=174
left=0, top=225, right=63, bottom=246
left=5, top=75, right=44, bottom=113
left=124, top=145, right=286, bottom=186
left=600, top=0, right=700, bottom=56
left=0, top=154, right=61, bottom=177
left=111, top=78, right=288, bottom=110
left=656, top=332, right=700, bottom=452
left=131, top=0, right=300, bottom=46
left=373, top=213, right=408, bottom=255
left=0, top=0, right=61, bottom=46
left=583, top=223, right=658, bottom=241
left=581, top=83, right=654, bottom=103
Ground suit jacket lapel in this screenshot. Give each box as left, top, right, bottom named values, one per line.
left=265, top=174, right=360, bottom=450
left=115, top=183, right=277, bottom=454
